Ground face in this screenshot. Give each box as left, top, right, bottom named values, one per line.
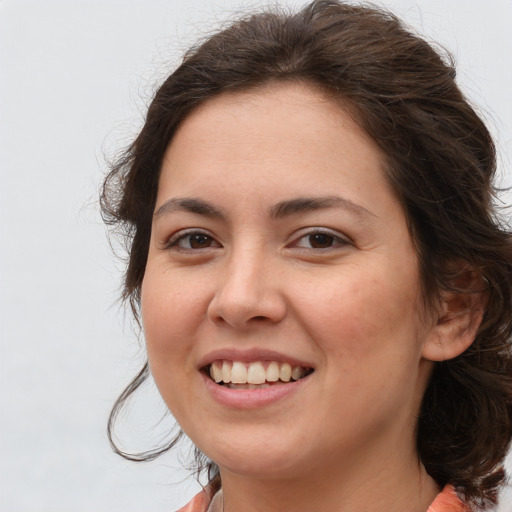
left=141, top=82, right=438, bottom=481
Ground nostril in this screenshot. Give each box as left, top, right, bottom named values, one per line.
left=207, top=288, right=287, bottom=327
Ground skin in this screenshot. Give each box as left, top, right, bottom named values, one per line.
left=141, top=82, right=458, bottom=512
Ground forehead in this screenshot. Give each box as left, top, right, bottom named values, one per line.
left=159, top=82, right=392, bottom=205
left=169, top=82, right=371, bottom=152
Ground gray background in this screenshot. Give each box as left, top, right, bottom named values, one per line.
left=1, top=1, right=511, bottom=510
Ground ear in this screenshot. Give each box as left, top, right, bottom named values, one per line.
left=422, top=266, right=487, bottom=362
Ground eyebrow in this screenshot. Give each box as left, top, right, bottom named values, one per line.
left=154, top=197, right=226, bottom=219
left=270, top=196, right=376, bottom=220
left=154, top=195, right=375, bottom=220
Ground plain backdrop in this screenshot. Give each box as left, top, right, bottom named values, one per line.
left=1, top=1, right=511, bottom=511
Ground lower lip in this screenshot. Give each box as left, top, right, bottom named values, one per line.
left=202, top=372, right=310, bottom=409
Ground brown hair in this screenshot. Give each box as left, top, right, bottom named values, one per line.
left=101, top=0, right=512, bottom=507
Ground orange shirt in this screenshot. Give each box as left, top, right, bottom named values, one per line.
left=176, top=484, right=469, bottom=512
left=176, top=489, right=210, bottom=512
left=427, top=485, right=469, bottom=512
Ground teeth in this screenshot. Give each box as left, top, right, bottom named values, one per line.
left=210, top=361, right=223, bottom=383
left=291, top=365, right=304, bottom=381
left=247, top=361, right=266, bottom=384
left=222, top=361, right=231, bottom=383
left=266, top=361, right=280, bottom=382
left=279, top=362, right=292, bottom=382
left=231, top=361, right=248, bottom=383
left=208, top=360, right=311, bottom=385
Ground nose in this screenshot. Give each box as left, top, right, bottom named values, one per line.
left=207, top=249, right=287, bottom=329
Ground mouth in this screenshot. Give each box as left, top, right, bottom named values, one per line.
left=205, top=360, right=314, bottom=389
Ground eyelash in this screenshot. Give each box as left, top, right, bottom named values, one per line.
left=165, top=227, right=351, bottom=253
left=165, top=229, right=221, bottom=251
left=288, top=228, right=351, bottom=250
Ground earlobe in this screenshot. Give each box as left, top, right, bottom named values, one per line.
left=422, top=269, right=487, bottom=362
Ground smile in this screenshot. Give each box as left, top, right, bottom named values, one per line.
left=207, top=360, right=314, bottom=387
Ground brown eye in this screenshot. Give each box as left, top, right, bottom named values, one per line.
left=168, top=230, right=221, bottom=250
left=291, top=229, right=351, bottom=250
left=308, top=233, right=335, bottom=248
left=188, top=233, right=214, bottom=248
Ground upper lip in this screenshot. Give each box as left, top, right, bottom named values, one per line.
left=197, top=348, right=315, bottom=370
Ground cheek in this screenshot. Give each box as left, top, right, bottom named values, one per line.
left=142, top=262, right=211, bottom=328
left=140, top=273, right=201, bottom=410
left=296, top=261, right=423, bottom=361
left=141, top=270, right=204, bottom=367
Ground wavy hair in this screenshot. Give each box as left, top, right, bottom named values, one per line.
left=101, top=1, right=512, bottom=507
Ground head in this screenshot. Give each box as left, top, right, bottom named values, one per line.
left=102, top=0, right=512, bottom=507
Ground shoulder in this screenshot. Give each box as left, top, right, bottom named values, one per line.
left=175, top=490, right=210, bottom=512
left=176, top=485, right=468, bottom=512
left=427, top=485, right=470, bottom=512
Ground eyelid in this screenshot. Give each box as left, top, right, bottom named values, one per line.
left=164, top=228, right=222, bottom=250
left=287, top=227, right=352, bottom=249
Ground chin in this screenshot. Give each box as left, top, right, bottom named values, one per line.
left=195, top=431, right=308, bottom=480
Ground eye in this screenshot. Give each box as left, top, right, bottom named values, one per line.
left=290, top=229, right=351, bottom=250
left=166, top=230, right=221, bottom=250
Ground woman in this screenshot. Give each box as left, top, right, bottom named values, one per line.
left=101, top=1, right=512, bottom=511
